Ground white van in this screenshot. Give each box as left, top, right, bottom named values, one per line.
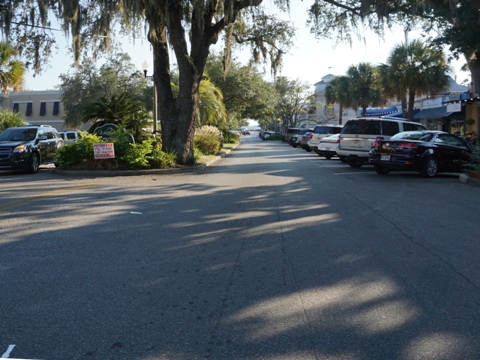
left=59, top=130, right=83, bottom=143
left=337, top=117, right=427, bottom=167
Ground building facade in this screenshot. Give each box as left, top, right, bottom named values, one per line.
left=0, top=90, right=77, bottom=132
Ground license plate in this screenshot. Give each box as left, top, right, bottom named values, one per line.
left=381, top=155, right=391, bottom=161
left=319, top=147, right=327, bottom=151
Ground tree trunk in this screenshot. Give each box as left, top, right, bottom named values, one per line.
left=407, top=91, right=416, bottom=121
left=151, top=8, right=211, bottom=165
left=401, top=96, right=408, bottom=119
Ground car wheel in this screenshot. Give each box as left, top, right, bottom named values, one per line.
left=339, top=156, right=347, bottom=163
left=305, top=147, right=312, bottom=152
left=325, top=155, right=333, bottom=160
left=420, top=156, right=438, bottom=178
left=347, top=159, right=363, bottom=168
left=28, top=153, right=40, bottom=174
left=374, top=165, right=390, bottom=175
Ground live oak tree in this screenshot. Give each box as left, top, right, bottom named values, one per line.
left=2, top=1, right=294, bottom=165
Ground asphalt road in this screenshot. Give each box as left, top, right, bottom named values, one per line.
left=1, top=134, right=479, bottom=360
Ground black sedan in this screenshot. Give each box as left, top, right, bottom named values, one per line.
left=369, top=130, right=471, bottom=177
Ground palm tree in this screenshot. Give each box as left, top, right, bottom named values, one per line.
left=199, top=78, right=227, bottom=127
left=346, top=63, right=385, bottom=117
left=382, top=40, right=451, bottom=121
left=0, top=108, right=25, bottom=130
left=0, top=42, right=25, bottom=95
left=82, top=93, right=150, bottom=141
left=325, top=75, right=352, bottom=124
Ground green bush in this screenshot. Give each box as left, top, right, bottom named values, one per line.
left=464, top=144, right=480, bottom=173
left=194, top=133, right=221, bottom=155
left=56, top=132, right=103, bottom=167
left=193, top=146, right=203, bottom=162
left=109, top=126, right=135, bottom=160
left=264, top=133, right=284, bottom=141
left=123, top=139, right=153, bottom=168
left=148, top=146, right=177, bottom=168
left=222, top=129, right=240, bottom=144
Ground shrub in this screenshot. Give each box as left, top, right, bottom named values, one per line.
left=222, top=129, right=241, bottom=144
left=123, top=138, right=153, bottom=168
left=264, top=133, right=284, bottom=141
left=148, top=146, right=177, bottom=168
left=194, top=133, right=221, bottom=155
left=464, top=144, right=480, bottom=174
left=193, top=146, right=203, bottom=162
left=56, top=132, right=103, bottom=168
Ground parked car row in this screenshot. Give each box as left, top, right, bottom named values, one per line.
left=286, top=117, right=473, bottom=177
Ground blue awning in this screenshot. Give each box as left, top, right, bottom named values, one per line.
left=363, top=106, right=399, bottom=116
left=413, top=106, right=453, bottom=120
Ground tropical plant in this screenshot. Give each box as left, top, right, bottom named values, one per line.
left=346, top=63, right=384, bottom=116
left=380, top=40, right=450, bottom=121
left=0, top=41, right=24, bottom=95
left=0, top=107, right=25, bottom=130
left=59, top=53, right=147, bottom=129
left=325, top=75, right=352, bottom=124
left=199, top=78, right=227, bottom=127
left=81, top=93, right=150, bottom=142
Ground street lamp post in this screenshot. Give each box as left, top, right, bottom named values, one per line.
left=142, top=60, right=158, bottom=134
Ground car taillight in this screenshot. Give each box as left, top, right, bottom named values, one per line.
left=335, top=138, right=340, bottom=144
left=397, top=142, right=417, bottom=149
left=310, top=134, right=313, bottom=139
left=371, top=140, right=380, bottom=148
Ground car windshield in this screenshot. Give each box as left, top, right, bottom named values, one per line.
left=391, top=132, right=434, bottom=141
left=0, top=128, right=37, bottom=142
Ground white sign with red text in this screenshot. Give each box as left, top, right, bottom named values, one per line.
left=94, top=143, right=115, bottom=159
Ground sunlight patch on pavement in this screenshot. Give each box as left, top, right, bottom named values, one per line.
left=402, top=332, right=467, bottom=360
left=225, top=275, right=419, bottom=340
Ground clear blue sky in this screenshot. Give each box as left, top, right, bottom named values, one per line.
left=23, top=1, right=469, bottom=91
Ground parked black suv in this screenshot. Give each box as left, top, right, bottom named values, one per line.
left=0, top=125, right=64, bottom=173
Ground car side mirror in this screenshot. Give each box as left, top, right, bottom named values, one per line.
left=35, top=136, right=47, bottom=144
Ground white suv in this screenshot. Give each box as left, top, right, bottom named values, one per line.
left=337, top=117, right=427, bottom=167
left=307, top=125, right=343, bottom=151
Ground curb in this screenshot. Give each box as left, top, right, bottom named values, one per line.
left=53, top=143, right=240, bottom=177
left=459, top=173, right=480, bottom=187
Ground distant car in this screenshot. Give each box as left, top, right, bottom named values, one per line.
left=300, top=131, right=314, bottom=151
left=259, top=131, right=274, bottom=139
left=308, top=125, right=343, bottom=152
left=0, top=125, right=64, bottom=173
left=369, top=130, right=471, bottom=177
left=242, top=129, right=250, bottom=135
left=59, top=130, right=83, bottom=143
left=289, top=128, right=313, bottom=148
left=315, top=133, right=345, bottom=161
left=285, top=128, right=301, bottom=143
